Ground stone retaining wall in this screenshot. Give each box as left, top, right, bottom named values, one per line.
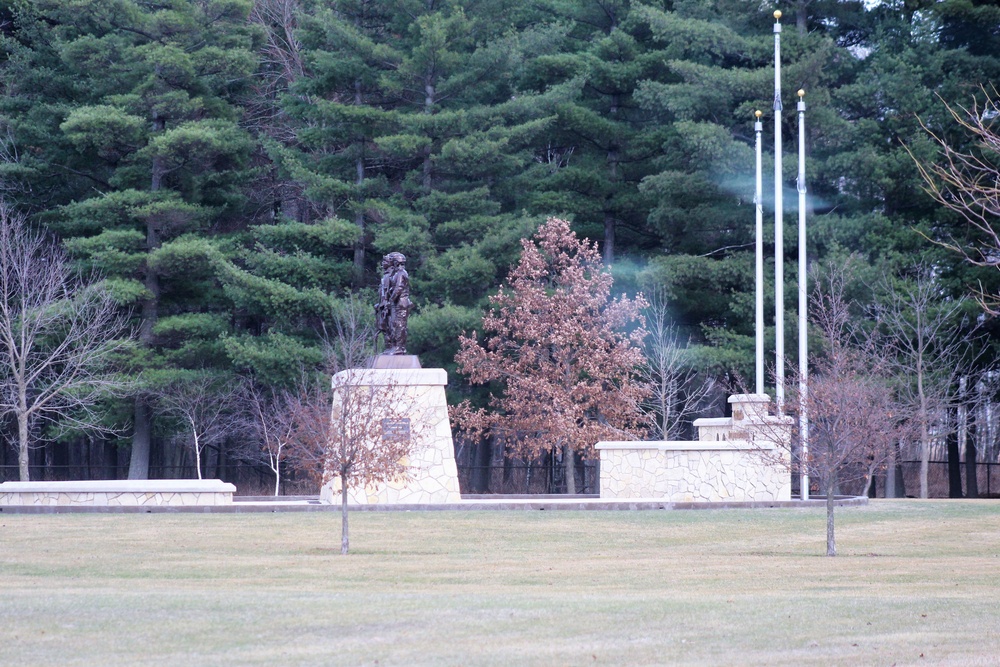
left=596, top=441, right=790, bottom=502
left=0, top=480, right=236, bottom=507
left=596, top=394, right=792, bottom=502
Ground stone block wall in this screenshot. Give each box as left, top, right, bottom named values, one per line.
left=596, top=441, right=790, bottom=502
left=596, top=394, right=792, bottom=502
left=0, top=480, right=236, bottom=506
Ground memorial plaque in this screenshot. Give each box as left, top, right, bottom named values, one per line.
left=382, top=417, right=411, bottom=443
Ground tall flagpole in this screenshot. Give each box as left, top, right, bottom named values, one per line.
left=754, top=110, right=764, bottom=395
left=773, top=10, right=784, bottom=412
left=797, top=89, right=809, bottom=500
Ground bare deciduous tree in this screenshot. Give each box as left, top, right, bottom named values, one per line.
left=757, top=269, right=911, bottom=555
left=321, top=292, right=378, bottom=373
left=872, top=268, right=979, bottom=498
left=454, top=218, right=650, bottom=494
left=911, top=86, right=1000, bottom=311
left=639, top=288, right=713, bottom=440
left=286, top=374, right=423, bottom=555
left=244, top=380, right=299, bottom=496
left=250, top=0, right=305, bottom=107
left=155, top=372, right=244, bottom=480
left=0, top=204, right=134, bottom=481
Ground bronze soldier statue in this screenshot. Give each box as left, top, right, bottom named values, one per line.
left=375, top=252, right=410, bottom=355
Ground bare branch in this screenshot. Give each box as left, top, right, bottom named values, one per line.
left=637, top=287, right=713, bottom=440
left=154, top=372, right=245, bottom=480
left=911, top=86, right=1000, bottom=312
left=0, top=203, right=135, bottom=480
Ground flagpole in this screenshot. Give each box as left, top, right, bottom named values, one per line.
left=797, top=89, right=809, bottom=500
left=755, top=110, right=764, bottom=395
left=773, top=10, right=784, bottom=412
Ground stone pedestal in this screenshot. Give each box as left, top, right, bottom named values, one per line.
left=372, top=354, right=421, bottom=370
left=319, top=368, right=461, bottom=505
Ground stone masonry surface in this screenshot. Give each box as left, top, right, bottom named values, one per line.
left=596, top=394, right=792, bottom=502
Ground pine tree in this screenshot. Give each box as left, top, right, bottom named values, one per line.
left=0, top=0, right=260, bottom=477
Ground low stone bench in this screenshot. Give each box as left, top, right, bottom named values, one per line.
left=0, top=479, right=236, bottom=507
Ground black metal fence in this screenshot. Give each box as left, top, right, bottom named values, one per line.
left=456, top=460, right=599, bottom=495
left=907, top=460, right=1000, bottom=498
left=3, top=454, right=998, bottom=499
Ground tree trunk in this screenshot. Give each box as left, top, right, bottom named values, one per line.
left=501, top=445, right=513, bottom=492
left=472, top=435, right=493, bottom=493
left=353, top=208, right=365, bottom=286
left=862, top=461, right=877, bottom=497
left=131, top=112, right=165, bottom=480
left=44, top=440, right=54, bottom=481
left=966, top=419, right=979, bottom=498
left=17, top=407, right=29, bottom=481
left=128, top=399, right=152, bottom=479
left=422, top=72, right=435, bottom=190
left=215, top=440, right=226, bottom=480
left=352, top=78, right=366, bottom=286
left=885, top=446, right=897, bottom=498
left=341, top=472, right=350, bottom=555
left=795, top=0, right=809, bottom=35
left=563, top=445, right=576, bottom=495
left=947, top=417, right=963, bottom=497
left=193, top=429, right=203, bottom=480
left=603, top=139, right=619, bottom=265
left=826, top=473, right=836, bottom=557
left=918, top=392, right=930, bottom=498
left=893, top=442, right=906, bottom=497
left=273, top=457, right=281, bottom=496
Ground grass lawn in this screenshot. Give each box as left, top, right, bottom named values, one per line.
left=2, top=500, right=999, bottom=666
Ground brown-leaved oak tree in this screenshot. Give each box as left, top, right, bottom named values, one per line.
left=286, top=374, right=421, bottom=554
left=454, top=217, right=649, bottom=494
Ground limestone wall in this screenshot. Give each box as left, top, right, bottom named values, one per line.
left=596, top=393, right=792, bottom=502
left=0, top=480, right=236, bottom=506
left=596, top=441, right=790, bottom=502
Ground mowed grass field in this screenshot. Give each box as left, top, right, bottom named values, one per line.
left=2, top=501, right=999, bottom=667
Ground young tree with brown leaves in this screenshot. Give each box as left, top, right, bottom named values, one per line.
left=454, top=217, right=649, bottom=494
left=762, top=270, right=911, bottom=556
left=285, top=373, right=422, bottom=555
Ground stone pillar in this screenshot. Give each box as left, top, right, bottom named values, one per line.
left=729, top=393, right=771, bottom=423
left=319, top=367, right=462, bottom=505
